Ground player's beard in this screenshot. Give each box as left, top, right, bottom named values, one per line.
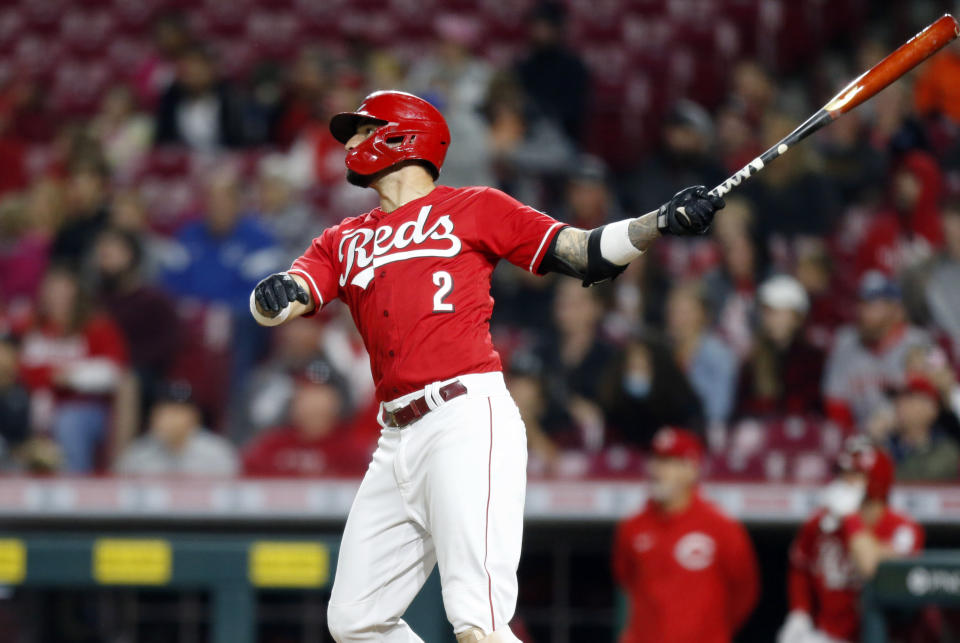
left=346, top=169, right=374, bottom=187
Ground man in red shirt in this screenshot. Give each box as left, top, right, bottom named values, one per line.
left=242, top=365, right=372, bottom=477
left=613, top=427, right=759, bottom=643
left=778, top=439, right=924, bottom=643
left=249, top=90, right=724, bottom=642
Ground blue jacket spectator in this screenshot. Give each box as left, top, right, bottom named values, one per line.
left=161, top=170, right=282, bottom=311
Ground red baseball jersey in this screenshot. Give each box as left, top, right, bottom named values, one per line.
left=788, top=507, right=924, bottom=641
left=290, top=185, right=565, bottom=401
left=612, top=493, right=760, bottom=643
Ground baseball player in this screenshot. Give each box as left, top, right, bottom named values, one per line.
left=613, top=427, right=759, bottom=643
left=777, top=439, right=924, bottom=643
left=249, top=90, right=724, bottom=642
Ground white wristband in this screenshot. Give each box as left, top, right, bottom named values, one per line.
left=600, top=218, right=643, bottom=266
left=249, top=288, right=292, bottom=327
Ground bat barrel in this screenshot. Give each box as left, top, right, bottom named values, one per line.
left=824, top=14, right=960, bottom=117
left=710, top=14, right=959, bottom=200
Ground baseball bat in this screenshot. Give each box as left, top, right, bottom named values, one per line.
left=710, top=13, right=960, bottom=199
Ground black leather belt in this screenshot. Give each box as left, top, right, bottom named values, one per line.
left=382, top=381, right=468, bottom=428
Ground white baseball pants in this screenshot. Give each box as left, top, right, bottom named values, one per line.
left=327, top=372, right=527, bottom=642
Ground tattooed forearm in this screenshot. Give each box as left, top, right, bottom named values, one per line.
left=627, top=210, right=660, bottom=253
left=546, top=211, right=661, bottom=280
left=553, top=227, right=589, bottom=273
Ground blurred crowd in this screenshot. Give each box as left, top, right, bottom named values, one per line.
left=1, top=0, right=960, bottom=484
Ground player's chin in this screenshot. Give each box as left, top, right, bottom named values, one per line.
left=346, top=169, right=374, bottom=187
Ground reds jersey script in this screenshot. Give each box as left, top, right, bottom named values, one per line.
left=788, top=508, right=924, bottom=641
left=290, top=185, right=565, bottom=402
left=290, top=185, right=564, bottom=641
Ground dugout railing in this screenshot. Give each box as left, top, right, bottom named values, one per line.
left=0, top=532, right=451, bottom=643
left=862, top=553, right=960, bottom=643
left=3, top=479, right=960, bottom=641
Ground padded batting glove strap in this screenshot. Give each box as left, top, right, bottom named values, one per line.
left=657, top=185, right=725, bottom=235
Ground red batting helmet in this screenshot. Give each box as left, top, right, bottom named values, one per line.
left=837, top=437, right=894, bottom=501
left=329, top=90, right=451, bottom=180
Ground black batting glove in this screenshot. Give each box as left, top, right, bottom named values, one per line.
left=254, top=272, right=309, bottom=316
left=657, top=185, right=725, bottom=235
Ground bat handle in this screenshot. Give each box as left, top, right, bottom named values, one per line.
left=709, top=156, right=769, bottom=199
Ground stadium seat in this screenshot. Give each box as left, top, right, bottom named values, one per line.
left=206, top=37, right=259, bottom=80
left=105, top=37, right=152, bottom=78
left=110, top=0, right=165, bottom=30
left=196, top=0, right=255, bottom=36
left=14, top=35, right=66, bottom=80
left=17, top=0, right=66, bottom=34
left=244, top=11, right=302, bottom=60
left=59, top=9, right=117, bottom=55
left=49, top=60, right=113, bottom=116
left=791, top=451, right=831, bottom=483
left=290, top=0, right=350, bottom=35
left=140, top=146, right=192, bottom=177
left=0, top=8, right=24, bottom=54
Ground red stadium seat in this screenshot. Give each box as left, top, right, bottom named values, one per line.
left=481, top=40, right=524, bottom=67
left=140, top=146, right=193, bottom=177
left=207, top=37, right=259, bottom=81
left=336, top=10, right=397, bottom=46
left=197, top=0, right=256, bottom=36
left=59, top=9, right=117, bottom=55
left=14, top=34, right=65, bottom=80
left=17, top=0, right=67, bottom=34
left=291, top=0, right=350, bottom=36
left=764, top=416, right=823, bottom=451
left=621, top=14, right=676, bottom=54
left=0, top=57, right=11, bottom=88
left=711, top=450, right=767, bottom=481
left=791, top=451, right=831, bottom=483
left=0, top=8, right=24, bottom=54
left=110, top=0, right=165, bottom=31
left=245, top=10, right=302, bottom=60
left=136, top=176, right=199, bottom=233
left=568, top=0, right=627, bottom=44
left=134, top=147, right=202, bottom=231
left=388, top=0, right=441, bottom=23
left=49, top=60, right=113, bottom=116
left=580, top=44, right=631, bottom=86
left=477, top=0, right=531, bottom=39
left=105, top=37, right=153, bottom=79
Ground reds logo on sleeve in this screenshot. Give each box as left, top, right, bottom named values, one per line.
left=338, top=205, right=462, bottom=289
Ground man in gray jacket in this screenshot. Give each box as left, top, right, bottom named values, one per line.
left=116, top=382, right=238, bottom=476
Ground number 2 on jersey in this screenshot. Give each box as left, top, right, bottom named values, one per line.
left=432, top=271, right=454, bottom=313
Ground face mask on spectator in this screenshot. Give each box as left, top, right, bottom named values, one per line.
left=622, top=374, right=651, bottom=398
left=821, top=478, right=866, bottom=518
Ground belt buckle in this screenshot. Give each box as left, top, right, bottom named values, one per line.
left=383, top=407, right=401, bottom=428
